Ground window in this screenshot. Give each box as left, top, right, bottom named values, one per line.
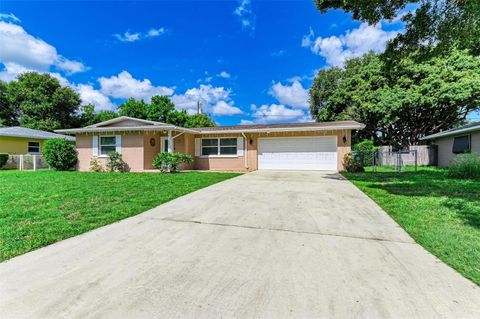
left=201, top=138, right=237, bottom=156
left=28, top=142, right=40, bottom=154
left=99, top=136, right=116, bottom=155
left=452, top=135, right=471, bottom=154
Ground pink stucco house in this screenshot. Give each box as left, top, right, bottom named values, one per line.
left=56, top=116, right=364, bottom=172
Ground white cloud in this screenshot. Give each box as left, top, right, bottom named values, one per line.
left=0, top=13, right=20, bottom=23
left=115, top=27, right=166, bottom=42
left=115, top=31, right=140, bottom=42
left=147, top=28, right=165, bottom=37
left=249, top=103, right=306, bottom=124
left=75, top=84, right=115, bottom=111
left=172, top=84, right=239, bottom=116
left=0, top=21, right=87, bottom=74
left=302, top=23, right=398, bottom=67
left=269, top=80, right=309, bottom=108
left=233, top=0, right=256, bottom=32
left=217, top=71, right=231, bottom=79
left=99, top=71, right=174, bottom=101
left=212, top=101, right=243, bottom=115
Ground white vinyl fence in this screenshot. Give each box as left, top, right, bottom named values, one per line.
left=2, top=155, right=50, bottom=171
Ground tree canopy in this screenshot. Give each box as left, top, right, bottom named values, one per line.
left=314, top=0, right=480, bottom=59
left=310, top=49, right=480, bottom=147
left=5, top=72, right=81, bottom=131
left=0, top=72, right=216, bottom=130
left=118, top=96, right=216, bottom=128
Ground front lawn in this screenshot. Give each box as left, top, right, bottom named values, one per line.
left=343, top=167, right=480, bottom=285
left=0, top=170, right=240, bottom=261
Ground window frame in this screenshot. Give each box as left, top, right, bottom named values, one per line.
left=452, top=135, right=471, bottom=154
left=27, top=141, right=41, bottom=154
left=99, top=135, right=117, bottom=156
left=201, top=137, right=238, bottom=157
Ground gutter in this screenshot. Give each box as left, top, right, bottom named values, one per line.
left=420, top=125, right=480, bottom=140
left=241, top=132, right=248, bottom=170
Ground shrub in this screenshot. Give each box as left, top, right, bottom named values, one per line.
left=43, top=139, right=77, bottom=171
left=0, top=153, right=8, bottom=169
left=448, top=153, right=480, bottom=179
left=353, top=140, right=379, bottom=167
left=106, top=151, right=128, bottom=172
left=343, top=152, right=364, bottom=173
left=89, top=158, right=104, bottom=172
left=153, top=152, right=193, bottom=173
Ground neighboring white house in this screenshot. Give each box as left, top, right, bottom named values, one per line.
left=421, top=122, right=480, bottom=167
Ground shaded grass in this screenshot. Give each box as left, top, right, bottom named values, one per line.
left=343, top=167, right=480, bottom=285
left=0, top=170, right=240, bottom=261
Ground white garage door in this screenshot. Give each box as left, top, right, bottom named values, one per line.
left=258, top=136, right=337, bottom=171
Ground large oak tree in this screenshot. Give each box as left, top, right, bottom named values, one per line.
left=310, top=49, right=480, bottom=147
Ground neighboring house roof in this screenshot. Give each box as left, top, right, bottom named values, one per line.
left=55, top=117, right=365, bottom=135
left=86, top=116, right=165, bottom=128
left=421, top=122, right=480, bottom=140
left=0, top=126, right=75, bottom=141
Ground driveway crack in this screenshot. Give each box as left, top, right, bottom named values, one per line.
left=158, top=217, right=415, bottom=245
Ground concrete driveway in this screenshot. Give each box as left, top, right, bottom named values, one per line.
left=1, top=171, right=479, bottom=318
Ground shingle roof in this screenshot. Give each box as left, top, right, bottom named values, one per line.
left=421, top=122, right=480, bottom=140
left=0, top=127, right=75, bottom=141
left=197, top=120, right=364, bottom=131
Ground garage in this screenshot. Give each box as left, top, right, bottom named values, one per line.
left=258, top=136, right=337, bottom=171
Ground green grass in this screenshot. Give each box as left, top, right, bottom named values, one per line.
left=343, top=167, right=480, bottom=285
left=0, top=170, right=240, bottom=261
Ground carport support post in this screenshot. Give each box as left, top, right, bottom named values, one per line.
left=167, top=130, right=173, bottom=153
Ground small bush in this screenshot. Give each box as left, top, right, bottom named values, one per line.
left=106, top=151, right=128, bottom=172
left=89, top=158, right=104, bottom=172
left=0, top=153, right=8, bottom=169
left=43, top=139, right=77, bottom=171
left=343, top=152, right=364, bottom=173
left=448, top=153, right=480, bottom=179
left=353, top=140, right=379, bottom=167
left=153, top=152, right=193, bottom=173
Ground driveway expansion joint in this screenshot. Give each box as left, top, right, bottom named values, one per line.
left=157, top=217, right=415, bottom=245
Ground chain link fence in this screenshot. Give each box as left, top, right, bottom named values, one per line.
left=372, top=150, right=418, bottom=172
left=2, top=155, right=50, bottom=171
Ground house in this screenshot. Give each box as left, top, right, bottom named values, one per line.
left=55, top=116, right=365, bottom=172
left=0, top=126, right=75, bottom=155
left=421, top=122, right=480, bottom=166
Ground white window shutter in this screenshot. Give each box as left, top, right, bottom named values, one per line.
left=115, top=135, right=121, bottom=153
left=92, top=135, right=98, bottom=157
left=160, top=137, right=166, bottom=152
left=195, top=138, right=201, bottom=156
left=237, top=137, right=244, bottom=156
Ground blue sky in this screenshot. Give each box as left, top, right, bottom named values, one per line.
left=1, top=1, right=406, bottom=125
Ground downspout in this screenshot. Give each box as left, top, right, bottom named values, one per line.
left=241, top=132, right=249, bottom=170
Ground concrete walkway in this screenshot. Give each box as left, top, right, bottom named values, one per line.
left=1, top=171, right=479, bottom=318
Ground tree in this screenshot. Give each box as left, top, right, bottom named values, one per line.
left=117, top=95, right=216, bottom=128
left=118, top=98, right=149, bottom=119
left=6, top=72, right=81, bottom=131
left=0, top=81, right=16, bottom=127
left=313, top=0, right=480, bottom=59
left=43, top=138, right=78, bottom=171
left=73, top=104, right=118, bottom=127
left=148, top=95, right=176, bottom=122
left=309, top=50, right=480, bottom=147
left=184, top=113, right=216, bottom=128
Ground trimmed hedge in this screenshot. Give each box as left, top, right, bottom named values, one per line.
left=43, top=139, right=77, bottom=171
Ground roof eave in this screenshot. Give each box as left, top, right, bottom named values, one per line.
left=421, top=125, right=480, bottom=140
left=196, top=124, right=365, bottom=134
left=55, top=126, right=199, bottom=134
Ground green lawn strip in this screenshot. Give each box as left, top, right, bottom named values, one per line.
left=0, top=170, right=240, bottom=261
left=343, top=168, right=480, bottom=285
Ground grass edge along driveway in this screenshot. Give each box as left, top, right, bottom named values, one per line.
left=0, top=170, right=241, bottom=261
left=343, top=167, right=480, bottom=286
